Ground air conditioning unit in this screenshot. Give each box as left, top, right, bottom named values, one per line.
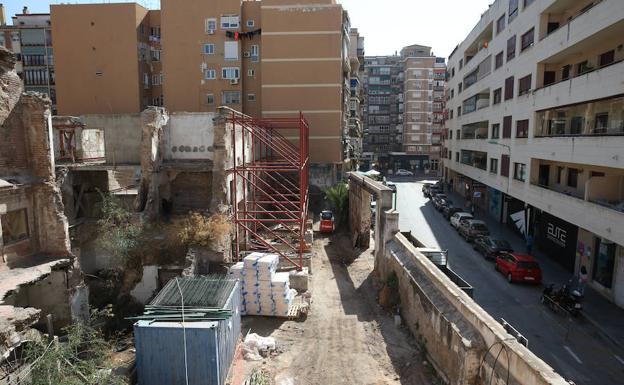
left=230, top=79, right=239, bottom=85
left=243, top=52, right=251, bottom=58
left=207, top=29, right=215, bottom=35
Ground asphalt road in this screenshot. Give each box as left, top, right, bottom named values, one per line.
left=394, top=179, right=624, bottom=385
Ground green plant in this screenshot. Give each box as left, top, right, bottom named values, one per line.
left=25, top=307, right=126, bottom=385
left=96, top=192, right=145, bottom=268
left=323, top=182, right=349, bottom=227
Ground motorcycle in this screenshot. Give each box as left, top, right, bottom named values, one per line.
left=540, top=283, right=583, bottom=316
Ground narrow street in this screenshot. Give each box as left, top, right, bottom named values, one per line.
left=395, top=179, right=624, bottom=385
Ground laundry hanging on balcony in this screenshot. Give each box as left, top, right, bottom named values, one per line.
left=225, top=29, right=262, bottom=40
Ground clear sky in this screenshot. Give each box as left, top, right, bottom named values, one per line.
left=2, top=0, right=493, bottom=58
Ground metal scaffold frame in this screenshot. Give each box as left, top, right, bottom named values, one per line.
left=228, top=111, right=310, bottom=270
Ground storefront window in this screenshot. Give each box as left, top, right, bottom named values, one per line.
left=593, top=238, right=616, bottom=288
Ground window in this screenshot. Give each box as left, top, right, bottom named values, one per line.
left=570, top=116, right=584, bottom=134
left=593, top=238, right=616, bottom=288
left=224, top=41, right=239, bottom=60
left=204, top=69, right=216, bottom=79
left=496, top=14, right=506, bottom=34
left=455, top=152, right=460, bottom=162
left=557, top=166, right=564, bottom=184
left=504, top=76, right=514, bottom=100
left=248, top=69, right=255, bottom=77
left=508, top=0, right=519, bottom=23
left=250, top=44, right=259, bottom=59
left=567, top=168, right=579, bottom=187
left=490, top=158, right=499, bottom=174
left=458, top=83, right=463, bottom=93
left=247, top=93, right=256, bottom=102
left=222, top=91, right=240, bottom=104
left=518, top=74, right=532, bottom=95
left=576, top=60, right=590, bottom=75
left=221, top=67, right=240, bottom=79
left=521, top=28, right=534, bottom=51
left=221, top=15, right=239, bottom=29
left=206, top=94, right=215, bottom=104
left=523, top=0, right=535, bottom=7
left=513, top=162, right=526, bottom=181
left=506, top=36, right=516, bottom=61
left=501, top=155, right=510, bottom=177
left=1, top=208, right=29, bottom=245
left=205, top=18, right=217, bottom=32
left=449, top=130, right=453, bottom=139
left=594, top=113, right=609, bottom=132
left=150, top=49, right=161, bottom=61
left=561, top=65, right=571, bottom=80
left=451, top=89, right=454, bottom=98
left=493, top=88, right=502, bottom=104
left=150, top=26, right=161, bottom=37
left=450, top=110, right=454, bottom=119
left=152, top=73, right=163, bottom=85
left=503, top=116, right=512, bottom=138
left=495, top=51, right=504, bottom=69
left=543, top=71, right=556, bottom=86
left=203, top=44, right=215, bottom=55
left=599, top=50, right=615, bottom=67
left=459, top=59, right=463, bottom=69
left=457, top=106, right=461, bottom=116
left=516, top=119, right=529, bottom=138
left=246, top=20, right=255, bottom=27
left=491, top=123, right=500, bottom=139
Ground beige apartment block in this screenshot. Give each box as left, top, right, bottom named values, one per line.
left=444, top=0, right=624, bottom=306
left=260, top=0, right=350, bottom=165
left=51, top=3, right=159, bottom=115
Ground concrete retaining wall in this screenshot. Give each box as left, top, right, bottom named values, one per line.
left=380, top=233, right=569, bottom=385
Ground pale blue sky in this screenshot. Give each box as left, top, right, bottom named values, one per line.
left=2, top=0, right=493, bottom=57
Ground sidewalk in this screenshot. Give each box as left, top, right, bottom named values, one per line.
left=444, top=188, right=624, bottom=348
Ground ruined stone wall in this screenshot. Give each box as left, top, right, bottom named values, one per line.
left=136, top=107, right=168, bottom=218
left=379, top=233, right=569, bottom=385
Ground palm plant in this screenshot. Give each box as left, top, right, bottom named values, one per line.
left=323, top=182, right=349, bottom=228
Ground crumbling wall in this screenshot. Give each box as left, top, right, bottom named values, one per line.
left=348, top=179, right=372, bottom=248
left=136, top=107, right=169, bottom=218
left=378, top=232, right=569, bottom=385
left=80, top=114, right=142, bottom=165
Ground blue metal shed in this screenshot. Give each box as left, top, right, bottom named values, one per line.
left=134, top=279, right=241, bottom=385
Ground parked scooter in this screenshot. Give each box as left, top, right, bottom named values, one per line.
left=541, top=282, right=583, bottom=316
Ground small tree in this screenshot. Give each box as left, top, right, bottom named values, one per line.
left=324, top=182, right=349, bottom=228
left=25, top=308, right=125, bottom=385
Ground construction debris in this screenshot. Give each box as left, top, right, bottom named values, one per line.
left=242, top=333, right=276, bottom=361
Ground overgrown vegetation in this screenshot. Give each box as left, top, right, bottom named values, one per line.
left=323, top=182, right=349, bottom=227
left=25, top=307, right=125, bottom=385
left=177, top=211, right=231, bottom=248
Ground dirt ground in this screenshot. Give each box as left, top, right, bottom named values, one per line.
left=232, top=234, right=436, bottom=385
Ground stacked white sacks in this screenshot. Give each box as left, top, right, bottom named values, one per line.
left=228, top=252, right=296, bottom=317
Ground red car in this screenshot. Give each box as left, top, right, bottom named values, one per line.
left=319, top=210, right=335, bottom=233
left=495, top=252, right=542, bottom=284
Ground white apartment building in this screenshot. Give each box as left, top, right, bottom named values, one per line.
left=444, top=0, right=624, bottom=306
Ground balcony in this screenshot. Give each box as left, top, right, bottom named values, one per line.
left=461, top=120, right=488, bottom=140
left=535, top=95, right=624, bottom=137
left=460, top=149, right=487, bottom=170
left=539, top=0, right=603, bottom=41
left=533, top=59, right=624, bottom=113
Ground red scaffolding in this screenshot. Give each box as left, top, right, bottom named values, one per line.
left=228, top=111, right=309, bottom=270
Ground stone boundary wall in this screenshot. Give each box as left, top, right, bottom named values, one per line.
left=381, top=233, right=569, bottom=385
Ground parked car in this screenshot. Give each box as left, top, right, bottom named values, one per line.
left=443, top=205, right=462, bottom=220
left=395, top=169, right=414, bottom=176
left=450, top=212, right=473, bottom=229
left=433, top=197, right=450, bottom=211
left=385, top=181, right=397, bottom=192
left=432, top=193, right=447, bottom=208
left=474, top=236, right=513, bottom=259
left=495, top=252, right=542, bottom=284
left=428, top=186, right=442, bottom=199
left=437, top=199, right=453, bottom=212
left=422, top=183, right=433, bottom=196
left=458, top=219, right=490, bottom=241
left=319, top=210, right=335, bottom=233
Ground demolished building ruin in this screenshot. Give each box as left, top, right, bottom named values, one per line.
left=0, top=46, right=87, bottom=381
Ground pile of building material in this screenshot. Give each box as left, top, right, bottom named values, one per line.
left=229, top=252, right=297, bottom=317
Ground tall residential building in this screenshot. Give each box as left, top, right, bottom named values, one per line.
left=362, top=54, right=402, bottom=170
left=444, top=0, right=624, bottom=306
left=400, top=45, right=446, bottom=174
left=51, top=3, right=160, bottom=115
left=362, top=45, right=445, bottom=174
left=347, top=28, right=365, bottom=168
left=51, top=0, right=352, bottom=180
left=0, top=8, right=56, bottom=113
